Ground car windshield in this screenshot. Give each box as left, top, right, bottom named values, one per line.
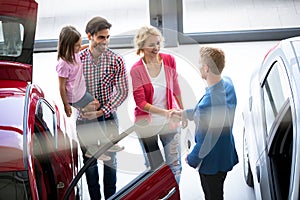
left=0, top=19, right=24, bottom=57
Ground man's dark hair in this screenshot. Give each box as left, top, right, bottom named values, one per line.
left=85, top=16, right=112, bottom=35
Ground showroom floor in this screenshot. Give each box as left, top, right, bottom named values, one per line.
left=33, top=40, right=281, bottom=199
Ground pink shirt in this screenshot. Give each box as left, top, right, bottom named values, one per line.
left=56, top=53, right=86, bottom=103
left=130, top=53, right=182, bottom=123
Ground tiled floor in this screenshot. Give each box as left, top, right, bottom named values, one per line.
left=33, top=40, right=279, bottom=199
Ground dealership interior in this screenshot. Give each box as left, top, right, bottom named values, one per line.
left=32, top=0, right=300, bottom=199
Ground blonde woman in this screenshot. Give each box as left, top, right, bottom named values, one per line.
left=130, top=26, right=186, bottom=183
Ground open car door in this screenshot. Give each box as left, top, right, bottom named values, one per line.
left=63, top=123, right=180, bottom=200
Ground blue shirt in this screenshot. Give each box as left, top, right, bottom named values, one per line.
left=185, top=77, right=239, bottom=174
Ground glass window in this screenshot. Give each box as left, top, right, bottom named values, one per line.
left=35, top=100, right=56, bottom=139
left=35, top=0, right=149, bottom=40
left=262, top=62, right=289, bottom=135
left=182, top=0, right=300, bottom=33
left=0, top=21, right=24, bottom=56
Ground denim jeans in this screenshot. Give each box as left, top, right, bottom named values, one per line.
left=137, top=124, right=182, bottom=184
left=71, top=91, right=94, bottom=109
left=83, top=151, right=117, bottom=200
left=160, top=130, right=182, bottom=184
left=78, top=113, right=118, bottom=200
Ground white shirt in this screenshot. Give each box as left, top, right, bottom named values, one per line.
left=143, top=60, right=167, bottom=125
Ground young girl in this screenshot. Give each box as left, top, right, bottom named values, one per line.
left=56, top=26, right=96, bottom=117
left=56, top=26, right=123, bottom=161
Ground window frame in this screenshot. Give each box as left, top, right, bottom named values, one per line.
left=261, top=59, right=291, bottom=138
left=35, top=99, right=58, bottom=149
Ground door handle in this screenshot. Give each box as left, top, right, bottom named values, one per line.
left=159, top=187, right=176, bottom=200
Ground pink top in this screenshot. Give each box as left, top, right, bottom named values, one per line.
left=56, top=53, right=86, bottom=103
left=130, top=53, right=182, bottom=123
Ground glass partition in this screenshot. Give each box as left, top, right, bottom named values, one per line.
left=182, top=0, right=300, bottom=33
left=35, top=0, right=150, bottom=40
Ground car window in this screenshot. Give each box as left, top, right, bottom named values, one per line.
left=35, top=100, right=57, bottom=147
left=262, top=61, right=290, bottom=135
left=0, top=20, right=24, bottom=57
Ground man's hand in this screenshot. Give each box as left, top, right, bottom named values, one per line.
left=81, top=109, right=103, bottom=120
left=83, top=98, right=100, bottom=112
left=185, top=153, right=189, bottom=164
left=169, top=109, right=182, bottom=119
left=170, top=109, right=188, bottom=128
left=167, top=109, right=181, bottom=123
left=181, top=118, right=188, bottom=129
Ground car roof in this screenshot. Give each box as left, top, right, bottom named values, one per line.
left=259, top=36, right=300, bottom=85
left=263, top=36, right=300, bottom=63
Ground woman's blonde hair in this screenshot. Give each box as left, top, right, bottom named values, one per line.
left=134, top=26, right=164, bottom=55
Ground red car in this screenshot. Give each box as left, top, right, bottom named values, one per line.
left=0, top=0, right=81, bottom=199
left=0, top=0, right=180, bottom=199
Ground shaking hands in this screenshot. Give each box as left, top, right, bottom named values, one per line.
left=168, top=109, right=188, bottom=129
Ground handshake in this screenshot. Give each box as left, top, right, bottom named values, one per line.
left=167, top=109, right=188, bottom=128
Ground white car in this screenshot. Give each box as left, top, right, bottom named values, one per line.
left=243, top=36, right=300, bottom=199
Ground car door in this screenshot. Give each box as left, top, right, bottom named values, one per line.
left=114, top=163, right=180, bottom=200
left=258, top=58, right=293, bottom=200
left=34, top=99, right=77, bottom=199
left=110, top=130, right=180, bottom=200
left=63, top=124, right=180, bottom=200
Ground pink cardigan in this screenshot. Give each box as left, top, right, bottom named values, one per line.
left=130, top=53, right=182, bottom=123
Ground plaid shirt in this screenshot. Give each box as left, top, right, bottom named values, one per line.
left=80, top=48, right=128, bottom=118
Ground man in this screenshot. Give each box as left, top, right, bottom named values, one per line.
left=172, top=46, right=238, bottom=200
left=78, top=16, right=128, bottom=200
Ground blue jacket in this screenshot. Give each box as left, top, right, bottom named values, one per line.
left=186, top=77, right=238, bottom=174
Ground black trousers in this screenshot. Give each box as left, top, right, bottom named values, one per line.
left=200, top=171, right=227, bottom=200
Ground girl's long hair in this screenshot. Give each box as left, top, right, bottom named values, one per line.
left=57, top=26, right=81, bottom=64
